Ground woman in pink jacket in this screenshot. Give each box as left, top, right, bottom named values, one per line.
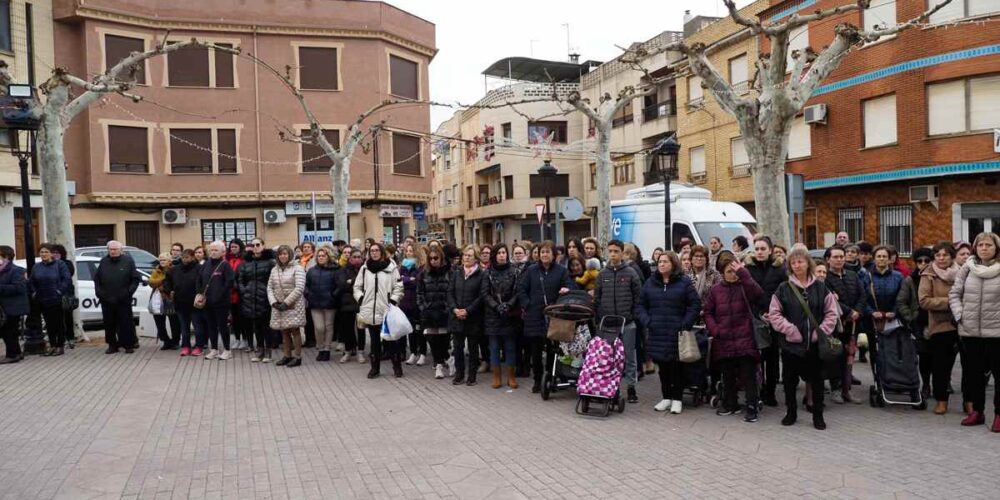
left=768, top=247, right=839, bottom=430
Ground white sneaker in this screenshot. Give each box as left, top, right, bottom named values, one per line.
left=448, top=357, right=456, bottom=376
left=232, top=340, right=242, bottom=350
left=405, top=353, right=418, bottom=365
left=340, top=352, right=352, bottom=364
left=670, top=400, right=683, bottom=414
left=654, top=399, right=673, bottom=412
left=416, top=354, right=427, bottom=366
left=335, top=342, right=345, bottom=352
left=250, top=354, right=261, bottom=362
left=205, top=349, right=219, bottom=360
left=357, top=353, right=366, bottom=364
left=219, top=350, right=232, bottom=361
left=434, top=364, right=445, bottom=379
left=261, top=355, right=272, bottom=363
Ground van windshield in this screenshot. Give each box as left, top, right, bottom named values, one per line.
left=694, top=222, right=756, bottom=247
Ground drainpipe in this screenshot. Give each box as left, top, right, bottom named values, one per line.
left=252, top=26, right=264, bottom=238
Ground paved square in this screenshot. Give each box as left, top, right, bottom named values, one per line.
left=1, top=339, right=998, bottom=499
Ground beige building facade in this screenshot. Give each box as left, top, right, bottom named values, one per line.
left=53, top=0, right=436, bottom=254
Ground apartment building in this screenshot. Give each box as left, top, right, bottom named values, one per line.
left=53, top=0, right=435, bottom=253
left=761, top=0, right=1000, bottom=252
left=0, top=0, right=55, bottom=258
left=430, top=57, right=589, bottom=246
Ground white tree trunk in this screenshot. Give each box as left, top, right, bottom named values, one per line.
left=594, top=122, right=612, bottom=250
left=329, top=157, right=351, bottom=242
left=743, top=120, right=792, bottom=247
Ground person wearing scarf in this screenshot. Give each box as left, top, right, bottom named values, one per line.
left=399, top=245, right=426, bottom=366
left=949, top=232, right=1000, bottom=432
left=448, top=245, right=485, bottom=385
left=919, top=242, right=962, bottom=416
left=352, top=243, right=404, bottom=378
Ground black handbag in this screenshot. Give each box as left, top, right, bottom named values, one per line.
left=789, top=282, right=842, bottom=362
left=740, top=287, right=772, bottom=350
left=62, top=294, right=80, bottom=312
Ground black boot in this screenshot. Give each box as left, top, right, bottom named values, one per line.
left=743, top=403, right=760, bottom=423
left=316, top=351, right=330, bottom=362
left=392, top=354, right=404, bottom=378
left=763, top=389, right=779, bottom=407
left=782, top=406, right=797, bottom=426
left=452, top=370, right=466, bottom=385
left=531, top=379, right=541, bottom=393
left=812, top=411, right=827, bottom=430
left=287, top=357, right=301, bottom=367
left=276, top=356, right=291, bottom=366
left=367, top=354, right=380, bottom=379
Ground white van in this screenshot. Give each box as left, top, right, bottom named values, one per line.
left=611, top=183, right=757, bottom=259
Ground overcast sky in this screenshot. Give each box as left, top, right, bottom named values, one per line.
left=385, top=0, right=756, bottom=128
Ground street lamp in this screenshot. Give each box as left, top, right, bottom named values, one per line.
left=537, top=159, right=558, bottom=243
left=654, top=135, right=680, bottom=251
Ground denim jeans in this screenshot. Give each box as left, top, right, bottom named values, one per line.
left=622, top=322, right=637, bottom=386
left=489, top=335, right=517, bottom=367
left=192, top=309, right=208, bottom=348
left=452, top=332, right=480, bottom=374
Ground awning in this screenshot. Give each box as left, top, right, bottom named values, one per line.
left=476, top=163, right=501, bottom=176
left=481, top=57, right=592, bottom=83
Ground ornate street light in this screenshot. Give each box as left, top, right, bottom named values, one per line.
left=654, top=135, right=680, bottom=251
left=536, top=159, right=557, bottom=243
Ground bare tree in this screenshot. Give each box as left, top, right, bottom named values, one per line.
left=643, top=0, right=953, bottom=246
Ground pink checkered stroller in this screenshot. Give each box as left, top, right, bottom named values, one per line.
left=575, top=315, right=627, bottom=417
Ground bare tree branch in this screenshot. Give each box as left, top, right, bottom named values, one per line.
left=859, top=0, right=953, bottom=40
left=722, top=0, right=764, bottom=33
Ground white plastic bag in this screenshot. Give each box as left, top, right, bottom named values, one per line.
left=148, top=290, right=163, bottom=315
left=381, top=304, right=413, bottom=341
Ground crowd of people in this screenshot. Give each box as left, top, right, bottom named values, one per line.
left=0, top=229, right=997, bottom=432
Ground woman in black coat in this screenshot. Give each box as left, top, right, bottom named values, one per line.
left=448, top=245, right=485, bottom=386
left=305, top=246, right=339, bottom=362
left=237, top=239, right=276, bottom=362
left=52, top=244, right=77, bottom=348
left=517, top=241, right=572, bottom=393
left=333, top=248, right=365, bottom=363
left=637, top=251, right=701, bottom=414
left=0, top=245, right=29, bottom=364
left=417, top=246, right=452, bottom=380
left=482, top=244, right=520, bottom=389
left=29, top=244, right=71, bottom=356
left=170, top=249, right=201, bottom=355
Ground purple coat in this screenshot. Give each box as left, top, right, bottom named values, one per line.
left=703, top=268, right=764, bottom=361
left=398, top=264, right=421, bottom=319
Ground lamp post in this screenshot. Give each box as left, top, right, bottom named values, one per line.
left=654, top=135, right=680, bottom=251
left=537, top=159, right=557, bottom=243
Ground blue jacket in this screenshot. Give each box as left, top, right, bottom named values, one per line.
left=518, top=262, right=572, bottom=338
left=637, top=272, right=701, bottom=363
left=868, top=267, right=903, bottom=314
left=29, top=259, right=71, bottom=307
left=0, top=262, right=29, bottom=317
left=304, top=263, right=339, bottom=310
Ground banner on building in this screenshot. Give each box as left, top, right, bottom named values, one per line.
left=379, top=204, right=413, bottom=218
left=286, top=199, right=361, bottom=215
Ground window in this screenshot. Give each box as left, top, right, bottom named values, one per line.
left=108, top=125, right=149, bottom=173
left=863, top=94, right=897, bottom=148
left=389, top=54, right=419, bottom=100
left=863, top=1, right=896, bottom=32
left=930, top=0, right=1000, bottom=24
left=689, top=146, right=706, bottom=175
left=392, top=133, right=421, bottom=176
left=298, top=46, right=339, bottom=90
left=787, top=25, right=809, bottom=70
left=0, top=127, right=11, bottom=148
left=879, top=205, right=912, bottom=256
left=167, top=43, right=235, bottom=88
left=527, top=121, right=567, bottom=144
left=528, top=174, right=570, bottom=198
left=731, top=137, right=750, bottom=174
left=450, top=184, right=458, bottom=206
left=301, top=130, right=341, bottom=173
left=589, top=163, right=597, bottom=190
left=613, top=156, right=635, bottom=185
left=504, top=175, right=514, bottom=199
left=612, top=100, right=634, bottom=128
left=688, top=75, right=703, bottom=105
left=105, top=34, right=146, bottom=84
left=788, top=115, right=812, bottom=159
left=467, top=186, right=473, bottom=210
left=202, top=219, right=256, bottom=244
left=0, top=0, right=10, bottom=52
left=838, top=207, right=864, bottom=243
left=928, top=75, right=1000, bottom=135
left=215, top=44, right=235, bottom=87
left=217, top=129, right=237, bottom=173
left=169, top=129, right=212, bottom=174
left=501, top=123, right=512, bottom=142
left=729, top=53, right=749, bottom=93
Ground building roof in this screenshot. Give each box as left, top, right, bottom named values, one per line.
left=481, top=57, right=596, bottom=83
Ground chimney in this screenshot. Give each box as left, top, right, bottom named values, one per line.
left=683, top=10, right=692, bottom=25
left=568, top=53, right=580, bottom=64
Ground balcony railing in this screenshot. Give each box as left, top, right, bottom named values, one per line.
left=642, top=101, right=677, bottom=122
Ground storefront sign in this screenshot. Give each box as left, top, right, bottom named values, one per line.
left=286, top=199, right=361, bottom=215
left=379, top=204, right=413, bottom=218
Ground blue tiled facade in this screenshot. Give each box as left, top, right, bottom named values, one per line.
left=805, top=161, right=1000, bottom=190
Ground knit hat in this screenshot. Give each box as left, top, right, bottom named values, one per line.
left=912, top=247, right=934, bottom=261
left=856, top=241, right=874, bottom=254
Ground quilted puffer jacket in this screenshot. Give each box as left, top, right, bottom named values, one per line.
left=268, top=263, right=306, bottom=330
left=702, top=268, right=763, bottom=361
left=950, top=235, right=1000, bottom=339
left=237, top=250, right=275, bottom=319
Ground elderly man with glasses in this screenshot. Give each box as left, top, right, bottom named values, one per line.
left=93, top=240, right=142, bottom=354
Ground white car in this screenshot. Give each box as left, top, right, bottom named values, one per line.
left=16, top=256, right=151, bottom=331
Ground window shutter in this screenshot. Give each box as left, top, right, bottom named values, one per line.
left=298, top=47, right=338, bottom=90
left=170, top=129, right=213, bottom=173
left=731, top=137, right=749, bottom=167
left=389, top=55, right=419, bottom=100
left=787, top=25, right=809, bottom=70
left=863, top=94, right=897, bottom=147
left=689, top=146, right=706, bottom=174
left=392, top=133, right=422, bottom=176
left=108, top=126, right=148, bottom=172
left=970, top=75, right=1000, bottom=131
left=928, top=80, right=966, bottom=135
left=214, top=44, right=235, bottom=88
left=217, top=129, right=237, bottom=173
left=863, top=1, right=895, bottom=31
left=168, top=45, right=210, bottom=87
left=105, top=35, right=145, bottom=84
left=788, top=116, right=811, bottom=159
left=969, top=0, right=1000, bottom=17
left=729, top=54, right=748, bottom=85
left=688, top=76, right=703, bottom=102
left=301, top=130, right=340, bottom=172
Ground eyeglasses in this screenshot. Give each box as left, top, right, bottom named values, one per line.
left=916, top=258, right=931, bottom=264
left=429, top=256, right=441, bottom=261
left=253, top=243, right=263, bottom=247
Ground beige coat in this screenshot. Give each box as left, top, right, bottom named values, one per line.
left=268, top=263, right=306, bottom=330
left=917, top=264, right=957, bottom=336
left=950, top=257, right=1000, bottom=339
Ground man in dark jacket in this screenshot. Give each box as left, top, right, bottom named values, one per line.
left=824, top=245, right=867, bottom=403
left=745, top=235, right=786, bottom=406
left=170, top=249, right=201, bottom=356
left=594, top=240, right=643, bottom=403
left=93, top=241, right=141, bottom=354
left=0, top=245, right=29, bottom=363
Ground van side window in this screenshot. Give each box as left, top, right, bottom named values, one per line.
left=672, top=223, right=695, bottom=252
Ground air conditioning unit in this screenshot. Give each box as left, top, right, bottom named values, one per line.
left=161, top=208, right=187, bottom=225
left=909, top=185, right=939, bottom=208
left=804, top=104, right=827, bottom=125
left=263, top=209, right=286, bottom=224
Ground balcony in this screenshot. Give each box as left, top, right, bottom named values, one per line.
left=642, top=101, right=676, bottom=122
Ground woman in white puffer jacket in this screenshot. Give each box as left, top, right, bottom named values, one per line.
left=353, top=242, right=404, bottom=379
left=949, top=232, right=1000, bottom=432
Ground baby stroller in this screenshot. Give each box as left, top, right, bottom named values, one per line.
left=576, top=315, right=627, bottom=417
left=869, top=325, right=924, bottom=408
left=681, top=327, right=711, bottom=408
left=541, top=291, right=595, bottom=401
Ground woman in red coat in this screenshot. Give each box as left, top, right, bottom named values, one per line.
left=703, top=251, right=764, bottom=422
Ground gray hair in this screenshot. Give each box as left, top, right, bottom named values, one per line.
left=209, top=240, right=226, bottom=252
left=107, top=240, right=123, bottom=250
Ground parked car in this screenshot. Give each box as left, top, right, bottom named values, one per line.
left=76, top=246, right=159, bottom=274
left=16, top=256, right=151, bottom=331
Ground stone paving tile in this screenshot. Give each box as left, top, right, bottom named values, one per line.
left=1, top=338, right=999, bottom=499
